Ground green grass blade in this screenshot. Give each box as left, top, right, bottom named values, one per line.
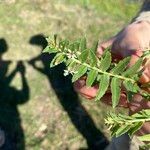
left=79, top=49, right=89, bottom=62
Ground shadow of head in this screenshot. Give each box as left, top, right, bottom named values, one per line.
left=0, top=38, right=8, bottom=55
left=29, top=34, right=47, bottom=50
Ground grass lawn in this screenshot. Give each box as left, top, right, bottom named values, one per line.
left=0, top=0, right=141, bottom=149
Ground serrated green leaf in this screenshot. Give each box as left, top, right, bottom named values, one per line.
left=89, top=50, right=97, bottom=66
left=43, top=46, right=58, bottom=54
left=96, top=74, right=101, bottom=82
left=66, top=58, right=76, bottom=69
left=72, top=65, right=87, bottom=82
left=142, top=50, right=150, bottom=58
left=118, top=114, right=132, bottom=120
left=132, top=110, right=150, bottom=119
left=86, top=70, right=98, bottom=87
left=100, top=51, right=111, bottom=71
left=128, top=122, right=143, bottom=137
left=115, top=124, right=131, bottom=137
left=111, top=57, right=130, bottom=74
left=59, top=40, right=69, bottom=51
left=132, top=84, right=140, bottom=92
left=132, top=73, right=141, bottom=81
left=67, top=61, right=77, bottom=71
left=102, top=47, right=110, bottom=57
left=138, top=134, right=150, bottom=142
left=122, top=58, right=143, bottom=77
left=111, top=124, right=120, bottom=137
left=79, top=49, right=89, bottom=62
left=123, top=80, right=133, bottom=91
left=111, top=78, right=121, bottom=108
left=50, top=57, right=57, bottom=68
left=132, top=113, right=146, bottom=119
left=65, top=59, right=72, bottom=66
left=139, top=144, right=150, bottom=150
left=142, top=109, right=150, bottom=116
left=50, top=53, right=65, bottom=67
left=124, top=81, right=141, bottom=102
left=43, top=46, right=50, bottom=53
left=123, top=80, right=140, bottom=93
left=95, top=74, right=110, bottom=101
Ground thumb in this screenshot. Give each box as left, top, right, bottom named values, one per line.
left=97, top=37, right=115, bottom=57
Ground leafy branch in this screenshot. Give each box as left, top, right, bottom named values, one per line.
left=105, top=109, right=150, bottom=139
left=43, top=35, right=150, bottom=144
left=44, top=35, right=150, bottom=107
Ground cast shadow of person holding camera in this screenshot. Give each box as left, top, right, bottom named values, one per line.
left=0, top=39, right=30, bottom=150
left=29, top=34, right=109, bottom=149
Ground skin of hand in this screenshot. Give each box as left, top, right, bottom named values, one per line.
left=74, top=21, right=150, bottom=136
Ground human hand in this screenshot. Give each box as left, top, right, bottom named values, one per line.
left=74, top=21, right=150, bottom=101
left=74, top=21, right=150, bottom=135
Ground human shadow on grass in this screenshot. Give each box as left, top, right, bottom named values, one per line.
left=29, top=34, right=109, bottom=150
left=0, top=38, right=30, bottom=150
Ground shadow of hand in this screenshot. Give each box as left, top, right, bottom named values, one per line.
left=16, top=61, right=26, bottom=74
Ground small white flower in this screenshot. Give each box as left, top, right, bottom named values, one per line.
left=66, top=52, right=77, bottom=59
left=66, top=53, right=72, bottom=59
left=72, top=54, right=77, bottom=59
left=63, top=68, right=78, bottom=76
left=63, top=70, right=70, bottom=76
left=71, top=70, right=78, bottom=75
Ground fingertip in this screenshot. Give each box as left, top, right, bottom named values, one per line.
left=73, top=79, right=99, bottom=99
left=73, top=79, right=86, bottom=92
left=97, top=37, right=115, bottom=56
left=139, top=70, right=150, bottom=84
left=128, top=50, right=143, bottom=67
left=97, top=46, right=104, bottom=57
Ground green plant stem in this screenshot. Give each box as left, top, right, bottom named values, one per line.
left=69, top=57, right=150, bottom=99
left=71, top=58, right=135, bottom=82
left=112, top=118, right=150, bottom=124
left=54, top=45, right=150, bottom=100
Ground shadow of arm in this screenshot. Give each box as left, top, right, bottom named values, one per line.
left=29, top=55, right=45, bottom=74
